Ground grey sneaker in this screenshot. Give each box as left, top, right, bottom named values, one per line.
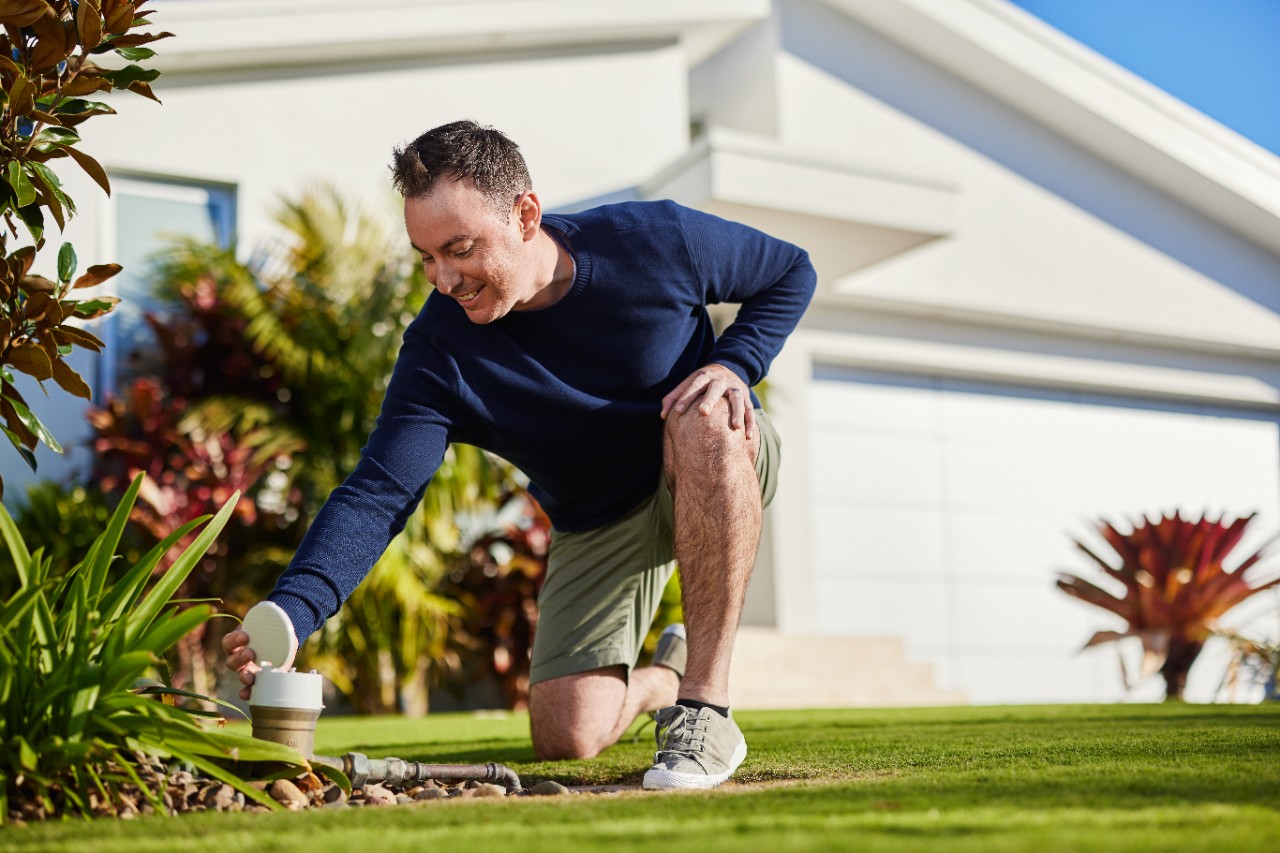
left=652, top=623, right=687, bottom=679
left=642, top=705, right=747, bottom=790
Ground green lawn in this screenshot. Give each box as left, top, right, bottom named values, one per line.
left=4, top=704, right=1278, bottom=852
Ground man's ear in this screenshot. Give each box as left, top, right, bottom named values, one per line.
left=515, top=191, right=542, bottom=242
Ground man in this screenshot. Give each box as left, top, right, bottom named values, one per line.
left=223, top=120, right=816, bottom=790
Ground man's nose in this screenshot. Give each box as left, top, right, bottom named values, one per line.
left=435, top=262, right=462, bottom=291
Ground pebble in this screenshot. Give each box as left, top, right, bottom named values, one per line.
left=472, top=784, right=508, bottom=798
left=322, top=785, right=346, bottom=804
left=269, top=779, right=309, bottom=809
left=360, top=784, right=398, bottom=807
left=395, top=795, right=413, bottom=805
left=530, top=780, right=571, bottom=796
left=414, top=787, right=447, bottom=801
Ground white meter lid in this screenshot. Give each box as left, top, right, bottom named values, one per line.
left=241, top=601, right=299, bottom=671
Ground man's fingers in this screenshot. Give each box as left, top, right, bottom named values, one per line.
left=221, top=628, right=249, bottom=654
left=744, top=404, right=757, bottom=441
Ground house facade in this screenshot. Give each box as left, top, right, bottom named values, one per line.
left=10, top=0, right=1280, bottom=705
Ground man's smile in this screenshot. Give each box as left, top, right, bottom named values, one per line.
left=455, top=285, right=484, bottom=306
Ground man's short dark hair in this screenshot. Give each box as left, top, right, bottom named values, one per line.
left=390, top=120, right=532, bottom=213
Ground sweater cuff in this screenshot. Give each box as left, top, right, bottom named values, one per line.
left=710, top=357, right=753, bottom=388
left=265, top=590, right=319, bottom=646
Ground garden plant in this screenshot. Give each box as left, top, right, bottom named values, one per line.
left=0, top=0, right=169, bottom=497
left=1058, top=510, right=1280, bottom=700
left=0, top=473, right=309, bottom=823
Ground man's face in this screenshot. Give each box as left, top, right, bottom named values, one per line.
left=404, top=178, right=532, bottom=324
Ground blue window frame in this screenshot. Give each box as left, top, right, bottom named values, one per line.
left=96, top=176, right=236, bottom=398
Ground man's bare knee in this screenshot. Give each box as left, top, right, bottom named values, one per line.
left=528, top=668, right=627, bottom=761
left=663, top=402, right=758, bottom=487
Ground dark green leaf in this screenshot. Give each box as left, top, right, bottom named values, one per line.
left=7, top=160, right=36, bottom=207
left=101, top=64, right=160, bottom=87
left=3, top=392, right=62, bottom=452
left=57, top=242, right=77, bottom=283
left=17, top=201, right=44, bottom=245
left=53, top=98, right=114, bottom=117
left=114, top=46, right=156, bottom=61
left=0, top=424, right=37, bottom=472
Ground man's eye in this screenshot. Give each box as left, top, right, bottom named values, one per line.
left=454, top=246, right=475, bottom=258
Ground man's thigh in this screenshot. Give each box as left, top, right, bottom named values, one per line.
left=529, top=409, right=782, bottom=687
left=529, top=495, right=676, bottom=685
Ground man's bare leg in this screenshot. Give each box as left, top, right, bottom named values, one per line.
left=664, top=397, right=761, bottom=707
left=529, top=664, right=679, bottom=760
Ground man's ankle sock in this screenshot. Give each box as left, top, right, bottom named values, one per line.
left=677, top=697, right=729, bottom=718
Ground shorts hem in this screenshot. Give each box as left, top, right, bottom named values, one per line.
left=528, top=647, right=634, bottom=686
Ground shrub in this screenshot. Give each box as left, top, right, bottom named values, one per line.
left=0, top=473, right=306, bottom=823
left=0, top=0, right=171, bottom=497
left=1058, top=511, right=1280, bottom=700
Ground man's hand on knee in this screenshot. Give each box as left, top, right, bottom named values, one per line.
left=660, top=364, right=755, bottom=439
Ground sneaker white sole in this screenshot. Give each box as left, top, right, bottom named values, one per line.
left=641, top=739, right=747, bottom=791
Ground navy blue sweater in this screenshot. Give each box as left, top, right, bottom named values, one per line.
left=269, top=200, right=816, bottom=641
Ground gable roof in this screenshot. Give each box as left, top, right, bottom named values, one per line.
left=820, top=0, right=1280, bottom=258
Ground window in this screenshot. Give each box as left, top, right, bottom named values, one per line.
left=96, top=176, right=236, bottom=397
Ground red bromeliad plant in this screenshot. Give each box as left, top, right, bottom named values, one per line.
left=1057, top=511, right=1280, bottom=700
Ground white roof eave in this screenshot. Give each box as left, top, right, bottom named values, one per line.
left=822, top=0, right=1280, bottom=258
left=148, top=0, right=770, bottom=73
left=640, top=129, right=959, bottom=279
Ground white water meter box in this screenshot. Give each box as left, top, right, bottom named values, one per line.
left=250, top=664, right=325, bottom=711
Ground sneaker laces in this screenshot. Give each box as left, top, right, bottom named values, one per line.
left=655, top=707, right=710, bottom=756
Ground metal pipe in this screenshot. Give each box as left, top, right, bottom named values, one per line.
left=311, top=752, right=522, bottom=793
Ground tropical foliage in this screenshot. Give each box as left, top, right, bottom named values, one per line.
left=0, top=0, right=169, bottom=497
left=81, top=185, right=521, bottom=711
left=0, top=473, right=307, bottom=823
left=1057, top=511, right=1280, bottom=700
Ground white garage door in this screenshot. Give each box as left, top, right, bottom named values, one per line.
left=808, top=365, right=1280, bottom=703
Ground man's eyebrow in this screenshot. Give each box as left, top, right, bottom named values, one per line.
left=409, top=234, right=472, bottom=254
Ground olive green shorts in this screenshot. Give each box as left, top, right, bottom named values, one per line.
left=528, top=409, right=781, bottom=685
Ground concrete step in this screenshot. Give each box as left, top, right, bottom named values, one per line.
left=728, top=627, right=966, bottom=709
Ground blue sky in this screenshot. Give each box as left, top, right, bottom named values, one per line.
left=1008, top=0, right=1280, bottom=158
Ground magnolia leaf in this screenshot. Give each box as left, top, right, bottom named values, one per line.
left=104, top=2, right=132, bottom=34
left=52, top=325, right=105, bottom=352
left=23, top=291, right=51, bottom=321
left=126, top=79, right=159, bottom=102
left=29, top=8, right=70, bottom=71
left=52, top=358, right=91, bottom=399
left=7, top=71, right=35, bottom=116
left=2, top=391, right=61, bottom=452
left=76, top=0, right=104, bottom=50
left=115, top=46, right=155, bottom=61
left=9, top=341, right=53, bottom=381
left=57, top=143, right=111, bottom=194
left=0, top=0, right=49, bottom=27
left=17, top=201, right=44, bottom=245
left=54, top=98, right=115, bottom=117
left=0, top=425, right=37, bottom=470
left=101, top=64, right=159, bottom=88
left=19, top=275, right=57, bottom=295
left=72, top=262, right=122, bottom=289
left=7, top=161, right=36, bottom=207
left=57, top=242, right=77, bottom=283
left=61, top=73, right=112, bottom=97
left=70, top=296, right=119, bottom=319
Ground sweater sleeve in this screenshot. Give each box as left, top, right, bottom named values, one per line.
left=677, top=205, right=817, bottom=386
left=268, top=334, right=456, bottom=643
